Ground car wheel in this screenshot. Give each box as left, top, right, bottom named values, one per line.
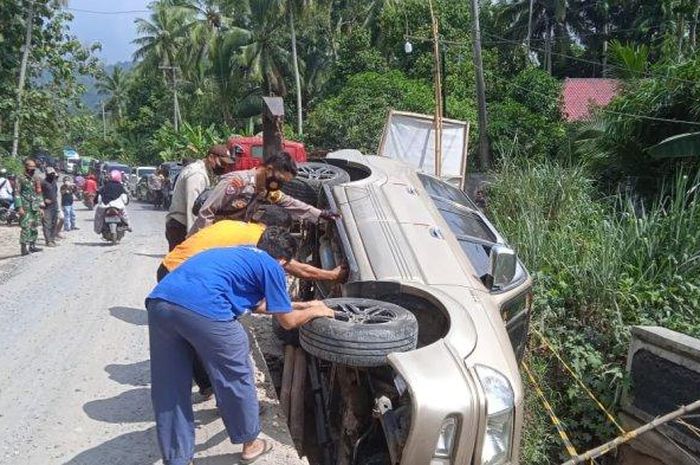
left=300, top=298, right=418, bottom=367
left=282, top=162, right=350, bottom=206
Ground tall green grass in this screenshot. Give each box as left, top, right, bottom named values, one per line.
left=487, top=159, right=700, bottom=464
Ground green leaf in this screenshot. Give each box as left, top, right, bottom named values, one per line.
left=648, top=132, right=700, bottom=159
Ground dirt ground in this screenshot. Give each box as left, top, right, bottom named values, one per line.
left=0, top=203, right=304, bottom=465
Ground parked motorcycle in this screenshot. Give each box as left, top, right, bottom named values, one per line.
left=101, top=206, right=128, bottom=244
left=0, top=199, right=18, bottom=225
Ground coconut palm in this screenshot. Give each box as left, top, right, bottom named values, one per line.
left=497, top=0, right=586, bottom=73
left=237, top=0, right=290, bottom=96
left=96, top=67, right=129, bottom=121
left=133, top=1, right=190, bottom=68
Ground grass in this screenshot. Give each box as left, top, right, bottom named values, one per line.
left=486, top=158, right=700, bottom=464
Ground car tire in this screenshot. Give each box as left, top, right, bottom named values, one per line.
left=282, top=162, right=351, bottom=207
left=299, top=298, right=418, bottom=367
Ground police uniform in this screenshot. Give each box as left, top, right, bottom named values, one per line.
left=190, top=169, right=321, bottom=235
left=14, top=173, right=42, bottom=249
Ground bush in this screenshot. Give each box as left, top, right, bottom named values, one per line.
left=306, top=70, right=434, bottom=153
left=487, top=159, right=700, bottom=464
left=488, top=67, right=565, bottom=162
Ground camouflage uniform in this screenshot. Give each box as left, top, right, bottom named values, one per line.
left=190, top=169, right=321, bottom=235
left=14, top=173, right=42, bottom=245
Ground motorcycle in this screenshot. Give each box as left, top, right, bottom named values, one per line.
left=101, top=206, right=128, bottom=244
left=0, top=199, right=18, bottom=225
left=83, top=192, right=96, bottom=210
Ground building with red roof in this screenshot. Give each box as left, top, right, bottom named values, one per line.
left=562, top=78, right=620, bottom=122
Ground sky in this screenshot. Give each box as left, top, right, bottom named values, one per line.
left=67, top=0, right=151, bottom=64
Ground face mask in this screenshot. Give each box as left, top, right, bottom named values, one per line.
left=265, top=174, right=285, bottom=192
left=212, top=163, right=226, bottom=176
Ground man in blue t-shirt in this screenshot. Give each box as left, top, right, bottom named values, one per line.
left=146, top=226, right=334, bottom=465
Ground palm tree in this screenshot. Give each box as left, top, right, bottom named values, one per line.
left=497, top=0, right=586, bottom=74
left=96, top=67, right=129, bottom=121
left=133, top=1, right=189, bottom=68
left=238, top=0, right=290, bottom=96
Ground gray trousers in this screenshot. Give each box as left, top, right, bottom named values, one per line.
left=42, top=205, right=58, bottom=243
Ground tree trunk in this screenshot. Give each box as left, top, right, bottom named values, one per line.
left=11, top=2, right=35, bottom=158
left=289, top=4, right=303, bottom=136
left=544, top=19, right=553, bottom=74
left=691, top=0, right=700, bottom=49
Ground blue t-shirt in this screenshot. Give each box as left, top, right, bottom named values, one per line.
left=147, top=246, right=292, bottom=321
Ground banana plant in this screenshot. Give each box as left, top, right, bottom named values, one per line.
left=648, top=131, right=700, bottom=159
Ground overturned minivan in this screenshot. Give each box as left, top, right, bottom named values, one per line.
left=278, top=150, right=532, bottom=465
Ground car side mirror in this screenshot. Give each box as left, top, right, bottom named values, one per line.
left=487, top=245, right=517, bottom=290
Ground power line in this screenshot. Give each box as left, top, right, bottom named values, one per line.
left=474, top=60, right=700, bottom=127
left=65, top=7, right=150, bottom=15
left=482, top=30, right=700, bottom=86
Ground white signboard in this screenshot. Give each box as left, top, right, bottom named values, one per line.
left=377, top=110, right=469, bottom=188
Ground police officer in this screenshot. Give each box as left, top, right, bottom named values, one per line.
left=15, top=159, right=43, bottom=256
left=190, top=151, right=338, bottom=235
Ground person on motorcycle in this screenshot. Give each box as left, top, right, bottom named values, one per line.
left=84, top=174, right=98, bottom=204
left=94, top=170, right=131, bottom=234
left=0, top=168, right=14, bottom=207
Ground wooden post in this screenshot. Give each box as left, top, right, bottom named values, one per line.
left=428, top=0, right=443, bottom=177
left=289, top=347, right=307, bottom=447
left=262, top=96, right=285, bottom=161
left=280, top=345, right=296, bottom=419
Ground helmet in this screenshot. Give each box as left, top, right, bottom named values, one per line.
left=110, top=170, right=122, bottom=182
left=0, top=168, right=6, bottom=175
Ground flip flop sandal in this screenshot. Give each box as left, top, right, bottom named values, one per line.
left=240, top=439, right=273, bottom=465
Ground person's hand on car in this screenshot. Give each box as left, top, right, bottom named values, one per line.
left=331, top=264, right=349, bottom=282
left=320, top=209, right=341, bottom=221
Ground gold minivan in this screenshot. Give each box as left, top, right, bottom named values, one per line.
left=282, top=150, right=532, bottom=465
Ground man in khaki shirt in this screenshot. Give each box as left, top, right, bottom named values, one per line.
left=165, top=145, right=233, bottom=251
left=190, top=151, right=338, bottom=235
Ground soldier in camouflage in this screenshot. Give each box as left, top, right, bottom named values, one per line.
left=14, top=159, right=43, bottom=256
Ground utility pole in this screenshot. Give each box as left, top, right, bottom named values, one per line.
left=160, top=65, right=181, bottom=131
left=101, top=102, right=107, bottom=140
left=11, top=1, right=35, bottom=157
left=469, top=0, right=492, bottom=170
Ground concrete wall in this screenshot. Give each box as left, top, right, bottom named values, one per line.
left=619, top=326, right=700, bottom=465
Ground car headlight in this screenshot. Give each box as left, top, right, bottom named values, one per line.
left=431, top=416, right=459, bottom=465
left=475, top=365, right=515, bottom=465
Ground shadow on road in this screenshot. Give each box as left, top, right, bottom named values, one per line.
left=74, top=241, right=111, bottom=247
left=194, top=453, right=241, bottom=464
left=105, top=360, right=150, bottom=387
left=110, top=306, right=148, bottom=326
left=61, top=427, right=161, bottom=465
left=83, top=387, right=153, bottom=423
left=0, top=253, right=22, bottom=261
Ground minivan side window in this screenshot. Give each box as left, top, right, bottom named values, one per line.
left=418, top=173, right=478, bottom=210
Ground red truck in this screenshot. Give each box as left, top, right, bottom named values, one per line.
left=226, top=136, right=307, bottom=171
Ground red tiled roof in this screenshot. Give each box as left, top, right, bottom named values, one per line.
left=562, top=78, right=620, bottom=121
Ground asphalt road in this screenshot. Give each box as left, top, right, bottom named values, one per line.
left=0, top=201, right=304, bottom=465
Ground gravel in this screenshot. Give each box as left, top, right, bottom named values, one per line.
left=0, top=201, right=305, bottom=465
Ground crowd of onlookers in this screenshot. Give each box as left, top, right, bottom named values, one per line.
left=0, top=161, right=84, bottom=254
